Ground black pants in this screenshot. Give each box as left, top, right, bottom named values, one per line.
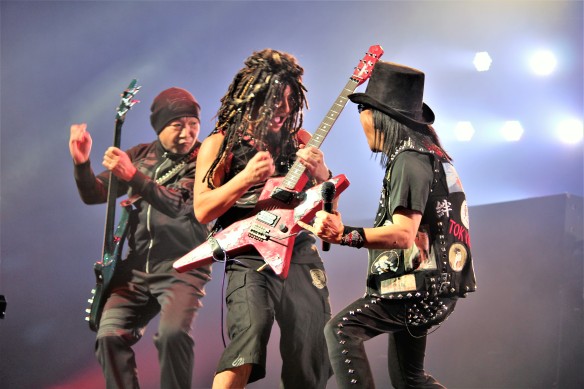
left=95, top=264, right=210, bottom=389
left=324, top=295, right=456, bottom=389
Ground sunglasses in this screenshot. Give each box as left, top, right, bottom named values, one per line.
left=357, top=104, right=370, bottom=114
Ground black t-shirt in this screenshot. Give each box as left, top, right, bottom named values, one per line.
left=386, top=150, right=434, bottom=218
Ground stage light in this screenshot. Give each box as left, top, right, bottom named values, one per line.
left=501, top=121, right=524, bottom=141
left=529, top=50, right=557, bottom=76
left=454, top=121, right=475, bottom=141
left=473, top=52, right=492, bottom=72
left=557, top=119, right=583, bottom=144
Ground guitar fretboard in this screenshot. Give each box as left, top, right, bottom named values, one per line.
left=282, top=78, right=359, bottom=190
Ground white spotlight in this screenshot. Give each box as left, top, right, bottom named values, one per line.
left=501, top=121, right=524, bottom=141
left=473, top=52, right=492, bottom=72
left=530, top=50, right=557, bottom=76
left=454, top=121, right=475, bottom=141
left=557, top=119, right=583, bottom=144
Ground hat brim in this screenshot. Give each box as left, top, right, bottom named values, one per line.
left=348, top=92, right=435, bottom=130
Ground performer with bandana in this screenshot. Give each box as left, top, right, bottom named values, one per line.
left=70, top=87, right=212, bottom=389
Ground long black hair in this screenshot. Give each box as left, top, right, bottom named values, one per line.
left=371, top=109, right=452, bottom=167
left=204, top=49, right=308, bottom=188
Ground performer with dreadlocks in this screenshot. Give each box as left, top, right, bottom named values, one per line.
left=192, top=49, right=332, bottom=388
left=300, top=61, right=477, bottom=388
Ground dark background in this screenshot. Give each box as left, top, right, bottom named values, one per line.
left=1, top=1, right=582, bottom=388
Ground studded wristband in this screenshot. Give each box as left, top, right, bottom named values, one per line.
left=339, top=226, right=365, bottom=249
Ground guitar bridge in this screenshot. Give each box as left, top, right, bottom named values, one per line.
left=249, top=224, right=270, bottom=241
left=249, top=210, right=281, bottom=241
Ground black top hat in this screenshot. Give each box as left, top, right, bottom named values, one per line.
left=348, top=61, right=434, bottom=130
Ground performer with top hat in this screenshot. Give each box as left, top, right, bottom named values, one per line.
left=300, top=61, right=477, bottom=388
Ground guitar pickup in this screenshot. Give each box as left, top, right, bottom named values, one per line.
left=256, top=210, right=280, bottom=227
left=270, top=187, right=295, bottom=204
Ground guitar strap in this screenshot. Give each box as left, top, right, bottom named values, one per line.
left=121, top=149, right=195, bottom=208
left=110, top=150, right=196, bottom=255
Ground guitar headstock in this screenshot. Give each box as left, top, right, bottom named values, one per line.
left=116, top=79, right=141, bottom=120
left=351, top=45, right=384, bottom=86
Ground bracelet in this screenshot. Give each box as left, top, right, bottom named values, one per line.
left=309, top=170, right=333, bottom=186
left=339, top=226, right=365, bottom=249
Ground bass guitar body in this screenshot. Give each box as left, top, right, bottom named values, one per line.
left=86, top=207, right=130, bottom=332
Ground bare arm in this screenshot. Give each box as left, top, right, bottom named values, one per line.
left=193, top=133, right=276, bottom=223
left=362, top=209, right=422, bottom=249
left=299, top=207, right=422, bottom=250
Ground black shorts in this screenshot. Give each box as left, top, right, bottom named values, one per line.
left=216, top=257, right=332, bottom=387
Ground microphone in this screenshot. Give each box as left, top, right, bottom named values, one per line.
left=321, top=181, right=336, bottom=252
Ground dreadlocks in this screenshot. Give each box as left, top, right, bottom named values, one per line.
left=372, top=109, right=452, bottom=168
left=204, top=49, right=308, bottom=188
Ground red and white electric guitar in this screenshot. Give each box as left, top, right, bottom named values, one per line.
left=174, top=45, right=384, bottom=279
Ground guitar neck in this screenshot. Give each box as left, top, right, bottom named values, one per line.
left=281, top=77, right=359, bottom=190
left=102, top=117, right=124, bottom=256
left=100, top=80, right=140, bottom=257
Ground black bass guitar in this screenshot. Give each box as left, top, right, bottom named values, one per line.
left=85, top=80, right=140, bottom=332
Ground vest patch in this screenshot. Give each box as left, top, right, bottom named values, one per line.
left=460, top=199, right=470, bottom=229
left=380, top=274, right=417, bottom=294
left=371, top=250, right=400, bottom=274
left=408, top=227, right=437, bottom=271
left=449, top=243, right=468, bottom=272
left=443, top=162, right=464, bottom=193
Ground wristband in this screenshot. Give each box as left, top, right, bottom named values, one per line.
left=339, top=226, right=365, bottom=249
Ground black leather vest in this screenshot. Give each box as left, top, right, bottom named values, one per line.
left=366, top=147, right=477, bottom=300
